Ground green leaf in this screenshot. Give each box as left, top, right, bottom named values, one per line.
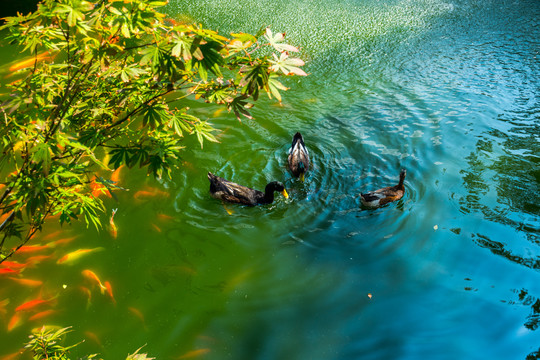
left=228, top=96, right=254, bottom=121
left=171, top=35, right=193, bottom=61
left=141, top=104, right=167, bottom=129
left=31, top=143, right=53, bottom=174
left=193, top=121, right=219, bottom=149
left=267, top=75, right=288, bottom=102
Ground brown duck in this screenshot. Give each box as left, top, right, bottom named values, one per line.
left=360, top=169, right=406, bottom=208
left=207, top=172, right=288, bottom=206
left=287, top=132, right=310, bottom=181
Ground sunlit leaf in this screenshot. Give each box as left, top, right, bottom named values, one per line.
left=267, top=75, right=288, bottom=102
left=263, top=27, right=299, bottom=53
left=269, top=52, right=307, bottom=76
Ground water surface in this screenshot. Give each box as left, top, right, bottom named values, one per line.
left=1, top=0, right=539, bottom=359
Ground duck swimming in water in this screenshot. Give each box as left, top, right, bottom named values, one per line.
left=360, top=169, right=406, bottom=208
left=207, top=172, right=288, bottom=206
left=288, top=132, right=310, bottom=181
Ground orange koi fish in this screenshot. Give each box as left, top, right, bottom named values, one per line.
left=109, top=208, right=118, bottom=239
left=49, top=236, right=78, bottom=247
left=7, top=313, right=23, bottom=332
left=56, top=247, right=104, bottom=265
left=8, top=51, right=55, bottom=72
left=0, top=261, right=26, bottom=269
left=110, top=165, right=125, bottom=183
left=128, top=307, right=147, bottom=329
left=0, top=268, right=20, bottom=276
left=157, top=213, right=174, bottom=221
left=104, top=281, right=116, bottom=304
left=25, top=254, right=54, bottom=266
left=84, top=331, right=103, bottom=348
left=28, top=309, right=57, bottom=321
left=82, top=270, right=107, bottom=294
left=17, top=245, right=49, bottom=253
left=177, top=349, right=211, bottom=359
left=0, top=350, right=24, bottom=360
left=8, top=277, right=43, bottom=287
left=151, top=223, right=162, bottom=233
left=42, top=230, right=65, bottom=241
left=79, top=286, right=92, bottom=309
left=0, top=298, right=10, bottom=316
left=15, top=297, right=53, bottom=312
left=90, top=177, right=112, bottom=198
left=133, top=187, right=170, bottom=201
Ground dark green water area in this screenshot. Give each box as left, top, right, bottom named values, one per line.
left=0, top=0, right=539, bottom=359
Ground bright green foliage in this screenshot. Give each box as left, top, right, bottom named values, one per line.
left=25, top=326, right=93, bottom=360
left=126, top=346, right=155, bottom=360
left=0, top=0, right=305, bottom=260
left=25, top=326, right=152, bottom=360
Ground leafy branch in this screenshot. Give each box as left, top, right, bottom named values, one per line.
left=0, top=0, right=306, bottom=262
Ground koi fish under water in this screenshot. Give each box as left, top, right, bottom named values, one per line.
left=7, top=313, right=23, bottom=332
left=56, top=247, right=105, bottom=265
left=6, top=51, right=56, bottom=73
left=15, top=297, right=54, bottom=312
left=109, top=208, right=118, bottom=239
left=28, top=309, right=58, bottom=322
left=104, top=281, right=116, bottom=304
left=8, top=277, right=43, bottom=288
left=177, top=348, right=211, bottom=359
left=133, top=187, right=170, bottom=201
left=81, top=269, right=107, bottom=294
left=16, top=245, right=50, bottom=253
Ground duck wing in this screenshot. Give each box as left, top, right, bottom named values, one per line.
left=208, top=172, right=262, bottom=205
left=288, top=133, right=310, bottom=176
left=360, top=186, right=404, bottom=207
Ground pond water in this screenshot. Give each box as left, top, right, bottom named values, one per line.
left=1, top=0, right=539, bottom=359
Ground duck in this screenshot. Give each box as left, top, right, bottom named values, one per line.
left=288, top=132, right=310, bottom=181
left=207, top=172, right=288, bottom=206
left=360, top=169, right=406, bottom=208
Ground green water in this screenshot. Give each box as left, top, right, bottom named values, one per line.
left=1, top=0, right=539, bottom=359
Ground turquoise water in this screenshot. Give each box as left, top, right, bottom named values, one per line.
left=1, top=0, right=539, bottom=359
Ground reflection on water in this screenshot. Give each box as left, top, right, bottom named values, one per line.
left=0, top=0, right=539, bottom=359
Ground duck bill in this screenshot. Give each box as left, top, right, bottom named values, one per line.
left=299, top=173, right=305, bottom=182
left=281, top=189, right=289, bottom=199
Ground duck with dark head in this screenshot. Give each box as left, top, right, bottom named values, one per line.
left=360, top=169, right=406, bottom=208
left=288, top=132, right=310, bottom=182
left=207, top=172, right=288, bottom=206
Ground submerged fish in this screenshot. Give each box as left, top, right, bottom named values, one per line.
left=15, top=297, right=54, bottom=312
left=103, top=281, right=116, bottom=304
left=109, top=209, right=118, bottom=239
left=8, top=277, right=43, bottom=287
left=57, top=247, right=104, bottom=265
left=7, top=51, right=55, bottom=72
left=128, top=306, right=147, bottom=329
left=28, top=309, right=57, bottom=321
left=49, top=236, right=78, bottom=247
left=7, top=313, right=23, bottom=332
left=17, top=245, right=49, bottom=253
left=110, top=165, right=124, bottom=183
left=133, top=187, right=169, bottom=201
left=0, top=268, right=20, bottom=276
left=0, top=261, right=26, bottom=270
left=81, top=269, right=107, bottom=294
left=177, top=349, right=211, bottom=359
left=0, top=299, right=10, bottom=316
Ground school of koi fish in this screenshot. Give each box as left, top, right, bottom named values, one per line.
left=0, top=165, right=211, bottom=359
